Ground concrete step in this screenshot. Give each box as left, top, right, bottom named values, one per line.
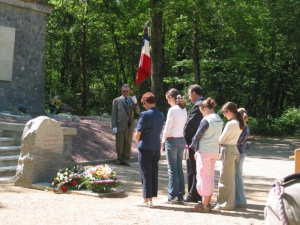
left=0, top=146, right=21, bottom=156
left=0, top=165, right=17, bottom=177
left=0, top=137, right=15, bottom=146
left=0, top=155, right=19, bottom=167
left=0, top=130, right=3, bottom=137
left=0, top=176, right=15, bottom=182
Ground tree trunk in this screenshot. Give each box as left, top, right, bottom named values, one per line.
left=111, top=24, right=126, bottom=86
left=80, top=2, right=88, bottom=115
left=193, top=19, right=201, bottom=85
left=150, top=0, right=164, bottom=111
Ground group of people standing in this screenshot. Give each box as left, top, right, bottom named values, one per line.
left=111, top=84, right=250, bottom=213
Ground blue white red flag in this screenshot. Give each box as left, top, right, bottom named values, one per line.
left=136, top=22, right=151, bottom=86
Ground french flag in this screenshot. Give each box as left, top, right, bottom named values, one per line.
left=136, top=22, right=151, bottom=86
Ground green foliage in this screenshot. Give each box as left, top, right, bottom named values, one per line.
left=273, top=108, right=300, bottom=137
left=44, top=0, right=300, bottom=136
left=248, top=108, right=300, bottom=137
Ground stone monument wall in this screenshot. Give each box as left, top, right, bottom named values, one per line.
left=0, top=0, right=53, bottom=113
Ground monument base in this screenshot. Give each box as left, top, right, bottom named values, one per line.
left=0, top=111, right=32, bottom=120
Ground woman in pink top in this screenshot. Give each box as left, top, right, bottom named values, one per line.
left=214, top=102, right=244, bottom=211
left=161, top=88, right=187, bottom=203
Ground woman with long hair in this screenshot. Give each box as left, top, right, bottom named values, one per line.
left=161, top=88, right=187, bottom=203
left=235, top=108, right=250, bottom=208
left=214, top=102, right=244, bottom=211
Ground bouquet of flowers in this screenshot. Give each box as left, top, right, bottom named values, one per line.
left=49, top=95, right=61, bottom=114
left=79, top=164, right=122, bottom=193
left=51, top=165, right=86, bottom=193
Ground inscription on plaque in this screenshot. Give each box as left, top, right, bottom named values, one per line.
left=0, top=26, right=16, bottom=81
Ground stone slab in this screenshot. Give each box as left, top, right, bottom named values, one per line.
left=92, top=116, right=111, bottom=122
left=32, top=182, right=124, bottom=197
left=47, top=114, right=73, bottom=122
left=0, top=112, right=32, bottom=121
left=15, top=116, right=64, bottom=187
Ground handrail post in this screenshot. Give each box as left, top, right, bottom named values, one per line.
left=295, top=148, right=300, bottom=173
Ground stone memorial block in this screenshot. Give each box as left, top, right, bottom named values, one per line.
left=15, top=116, right=63, bottom=188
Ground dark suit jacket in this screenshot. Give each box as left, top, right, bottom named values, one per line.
left=136, top=106, right=164, bottom=151
left=183, top=97, right=204, bottom=145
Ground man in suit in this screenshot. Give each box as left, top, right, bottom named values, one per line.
left=111, top=84, right=140, bottom=166
left=183, top=84, right=204, bottom=202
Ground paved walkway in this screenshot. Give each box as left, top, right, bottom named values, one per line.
left=0, top=137, right=298, bottom=225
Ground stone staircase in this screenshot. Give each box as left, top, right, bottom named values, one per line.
left=0, top=130, right=21, bottom=181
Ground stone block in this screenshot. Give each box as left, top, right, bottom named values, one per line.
left=72, top=115, right=80, bottom=122
left=15, top=116, right=63, bottom=187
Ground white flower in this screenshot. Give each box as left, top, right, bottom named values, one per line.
left=64, top=172, right=68, bottom=175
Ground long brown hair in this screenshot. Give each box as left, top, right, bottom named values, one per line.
left=238, top=108, right=249, bottom=123
left=166, top=88, right=186, bottom=109
left=222, top=102, right=244, bottom=130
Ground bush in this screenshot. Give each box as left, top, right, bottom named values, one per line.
left=248, top=108, right=300, bottom=137
left=273, top=108, right=300, bottom=137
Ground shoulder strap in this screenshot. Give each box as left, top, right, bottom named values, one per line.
left=283, top=172, right=300, bottom=183
left=272, top=172, right=300, bottom=187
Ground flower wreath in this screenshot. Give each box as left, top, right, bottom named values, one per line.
left=51, top=165, right=122, bottom=193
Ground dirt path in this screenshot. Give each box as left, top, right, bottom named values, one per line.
left=0, top=137, right=298, bottom=225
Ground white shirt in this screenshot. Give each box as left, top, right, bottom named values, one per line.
left=219, top=119, right=243, bottom=146
left=162, top=105, right=187, bottom=142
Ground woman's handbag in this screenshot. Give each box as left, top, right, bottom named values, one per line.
left=264, top=172, right=300, bottom=225
left=183, top=147, right=189, bottom=160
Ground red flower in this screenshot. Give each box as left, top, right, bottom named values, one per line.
left=61, top=185, right=68, bottom=192
left=71, top=180, right=77, bottom=186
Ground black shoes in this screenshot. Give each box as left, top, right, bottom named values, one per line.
left=115, top=160, right=122, bottom=165
left=122, top=161, right=131, bottom=167
left=115, top=160, right=131, bottom=167
left=184, top=196, right=199, bottom=203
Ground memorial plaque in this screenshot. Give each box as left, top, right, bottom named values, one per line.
left=0, top=26, right=15, bottom=81
left=15, top=116, right=64, bottom=188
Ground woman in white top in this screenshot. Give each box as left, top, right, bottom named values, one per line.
left=214, top=102, right=245, bottom=211
left=161, top=88, right=187, bottom=203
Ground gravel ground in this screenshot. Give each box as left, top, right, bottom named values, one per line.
left=0, top=116, right=299, bottom=225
